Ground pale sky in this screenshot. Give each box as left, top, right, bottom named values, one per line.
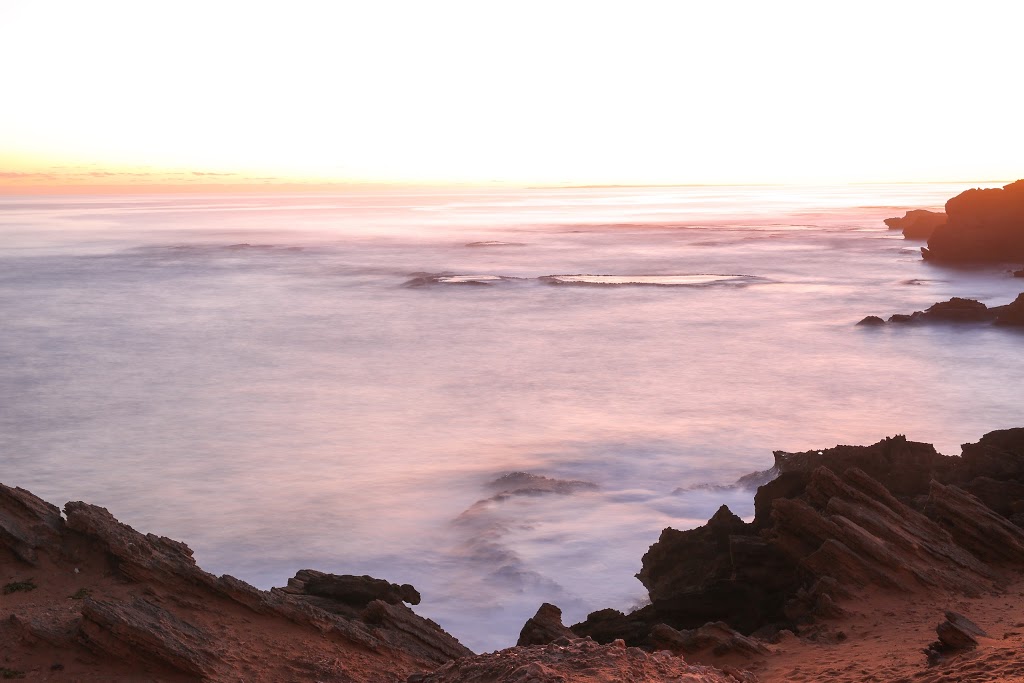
left=0, top=0, right=1020, bottom=189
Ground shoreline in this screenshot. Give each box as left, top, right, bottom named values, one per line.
left=6, top=428, right=1024, bottom=681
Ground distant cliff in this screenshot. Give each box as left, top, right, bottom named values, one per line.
left=923, top=180, right=1024, bottom=263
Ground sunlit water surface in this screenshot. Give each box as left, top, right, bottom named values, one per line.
left=2, top=184, right=1022, bottom=651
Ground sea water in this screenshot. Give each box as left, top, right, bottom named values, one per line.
left=1, top=184, right=1021, bottom=651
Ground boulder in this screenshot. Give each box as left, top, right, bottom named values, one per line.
left=857, top=315, right=885, bottom=326
left=935, top=611, right=987, bottom=650
left=923, top=180, right=1024, bottom=263
left=517, top=603, right=577, bottom=646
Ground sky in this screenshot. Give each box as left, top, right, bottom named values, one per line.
left=0, top=0, right=1020, bottom=191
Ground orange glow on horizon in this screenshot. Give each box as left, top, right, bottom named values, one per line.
left=1, top=1, right=1020, bottom=192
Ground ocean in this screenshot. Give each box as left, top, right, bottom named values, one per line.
left=1, top=183, right=1021, bottom=651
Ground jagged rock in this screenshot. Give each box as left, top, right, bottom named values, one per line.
left=570, top=608, right=650, bottom=646
left=926, top=481, right=1024, bottom=563
left=278, top=569, right=420, bottom=610
left=884, top=209, right=947, bottom=239
left=411, top=636, right=743, bottom=682
left=63, top=500, right=207, bottom=587
left=638, top=505, right=750, bottom=604
left=517, top=603, right=577, bottom=646
left=768, top=435, right=953, bottom=498
left=78, top=597, right=218, bottom=678
left=923, top=180, right=1024, bottom=263
left=2, top=485, right=471, bottom=681
left=649, top=621, right=770, bottom=657
left=936, top=611, right=987, bottom=650
left=0, top=483, right=65, bottom=565
left=857, top=315, right=885, bottom=326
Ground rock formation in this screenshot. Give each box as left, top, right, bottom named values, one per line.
left=561, top=429, right=1024, bottom=653
left=922, top=180, right=1024, bottom=263
left=884, top=209, right=946, bottom=239
left=409, top=637, right=741, bottom=683
left=0, top=484, right=471, bottom=681
left=862, top=293, right=1024, bottom=326
left=518, top=603, right=578, bottom=646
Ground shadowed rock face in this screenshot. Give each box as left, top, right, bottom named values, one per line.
left=923, top=180, right=1024, bottom=263
left=884, top=209, right=947, bottom=239
left=567, top=429, right=1024, bottom=649
left=517, top=603, right=577, bottom=646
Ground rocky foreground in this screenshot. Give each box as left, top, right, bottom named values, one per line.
left=7, top=428, right=1024, bottom=681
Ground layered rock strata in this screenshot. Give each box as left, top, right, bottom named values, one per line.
left=0, top=485, right=471, bottom=681
left=557, top=429, right=1024, bottom=652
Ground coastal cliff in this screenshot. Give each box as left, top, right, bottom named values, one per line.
left=921, top=180, right=1024, bottom=263
left=7, top=428, right=1024, bottom=681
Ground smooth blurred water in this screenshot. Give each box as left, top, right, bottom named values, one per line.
left=1, top=184, right=1022, bottom=651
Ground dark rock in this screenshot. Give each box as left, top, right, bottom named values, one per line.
left=884, top=209, right=946, bottom=239
left=570, top=608, right=650, bottom=646
left=923, top=180, right=1024, bottom=263
left=857, top=315, right=885, bottom=326
left=875, top=294, right=1024, bottom=328
left=0, top=484, right=65, bottom=565
left=919, top=297, right=992, bottom=322
left=1014, top=269, right=1024, bottom=278
left=279, top=569, right=420, bottom=609
left=961, top=476, right=1024, bottom=517
left=992, top=293, right=1024, bottom=326
left=935, top=611, right=987, bottom=650
left=517, top=603, right=577, bottom=646
left=926, top=481, right=1024, bottom=563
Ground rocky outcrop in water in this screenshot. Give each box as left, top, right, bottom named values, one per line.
left=565, top=429, right=1024, bottom=651
left=884, top=209, right=946, bottom=239
left=861, top=293, right=1024, bottom=326
left=0, top=484, right=471, bottom=681
left=922, top=180, right=1024, bottom=263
